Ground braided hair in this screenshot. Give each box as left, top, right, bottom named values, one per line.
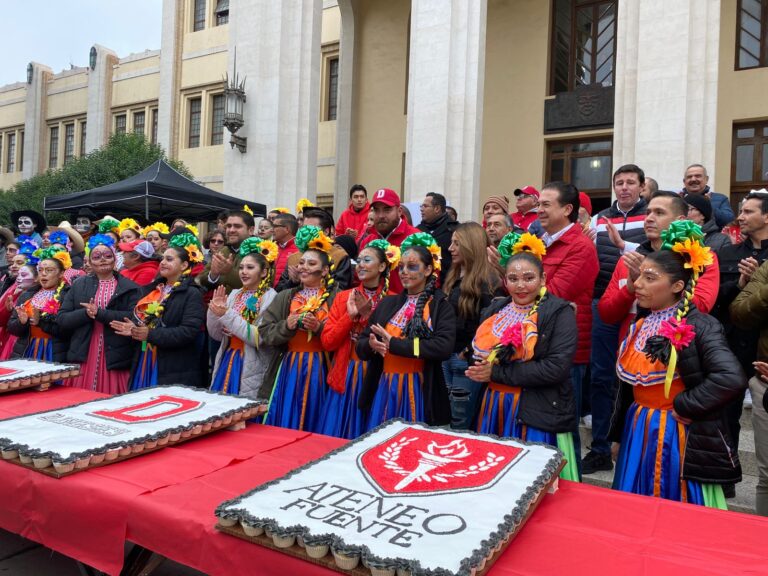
left=402, top=245, right=437, bottom=339
left=241, top=252, right=274, bottom=299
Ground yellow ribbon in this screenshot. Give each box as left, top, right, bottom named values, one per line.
left=414, top=337, right=420, bottom=358
left=486, top=349, right=498, bottom=365
left=664, top=346, right=677, bottom=399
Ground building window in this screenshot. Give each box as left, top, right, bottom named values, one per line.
left=737, top=0, right=768, bottom=69
left=731, top=121, right=768, bottom=206
left=18, top=131, right=23, bottom=171
left=188, top=98, right=202, bottom=148
left=80, top=121, right=87, bottom=155
left=151, top=109, right=158, bottom=144
left=327, top=57, right=339, bottom=121
left=64, top=124, right=75, bottom=165
left=133, top=111, right=146, bottom=136
left=211, top=94, right=225, bottom=145
left=547, top=138, right=613, bottom=209
left=0, top=135, right=3, bottom=173
left=215, top=0, right=229, bottom=25
left=550, top=0, right=617, bottom=94
left=5, top=133, right=15, bottom=173
left=115, top=114, right=126, bottom=134
left=193, top=0, right=206, bottom=31
left=49, top=126, right=59, bottom=169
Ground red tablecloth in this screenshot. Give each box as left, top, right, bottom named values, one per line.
left=0, top=387, right=767, bottom=576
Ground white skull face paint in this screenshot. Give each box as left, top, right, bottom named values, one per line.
left=17, top=217, right=34, bottom=234
left=75, top=217, right=91, bottom=233
left=16, top=266, right=36, bottom=289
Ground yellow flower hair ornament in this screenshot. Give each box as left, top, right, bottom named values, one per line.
left=142, top=222, right=170, bottom=237
left=498, top=231, right=546, bottom=266
left=185, top=223, right=199, bottom=238
left=239, top=237, right=278, bottom=263
left=168, top=232, right=204, bottom=264
left=367, top=239, right=401, bottom=270
left=243, top=204, right=254, bottom=216
left=272, top=207, right=290, bottom=214
left=296, top=198, right=314, bottom=213
left=671, top=238, right=713, bottom=275
left=401, top=232, right=441, bottom=272
left=38, top=246, right=72, bottom=270
left=295, top=225, right=333, bottom=254
left=117, top=218, right=143, bottom=237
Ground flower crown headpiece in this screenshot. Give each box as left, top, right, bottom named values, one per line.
left=272, top=207, right=290, bottom=214
left=366, top=239, right=401, bottom=271
left=168, top=232, right=204, bottom=264
left=643, top=220, right=713, bottom=398
left=142, top=222, right=170, bottom=237
left=19, top=241, right=41, bottom=265
left=117, top=218, right=143, bottom=237
left=48, top=231, right=70, bottom=247
left=295, top=225, right=333, bottom=254
left=98, top=218, right=120, bottom=235
left=87, top=234, right=116, bottom=255
left=38, top=246, right=72, bottom=270
left=239, top=236, right=279, bottom=263
left=243, top=204, right=254, bottom=216
left=184, top=223, right=199, bottom=238
left=497, top=232, right=547, bottom=267
left=296, top=198, right=314, bottom=213
left=400, top=232, right=441, bottom=272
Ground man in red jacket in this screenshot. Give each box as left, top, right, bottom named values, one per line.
left=272, top=213, right=299, bottom=287
left=539, top=181, right=599, bottom=466
left=335, top=184, right=370, bottom=240
left=358, top=188, right=419, bottom=294
left=119, top=240, right=159, bottom=286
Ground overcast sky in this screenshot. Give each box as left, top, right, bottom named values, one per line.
left=0, top=0, right=162, bottom=86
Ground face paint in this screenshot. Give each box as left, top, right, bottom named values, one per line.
left=16, top=267, right=36, bottom=289
left=17, top=217, right=34, bottom=234
left=75, top=217, right=91, bottom=233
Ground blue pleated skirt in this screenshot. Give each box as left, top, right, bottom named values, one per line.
left=320, top=358, right=367, bottom=439
left=477, top=385, right=580, bottom=481
left=129, top=344, right=159, bottom=390
left=24, top=336, right=53, bottom=361
left=210, top=344, right=243, bottom=395
left=613, top=401, right=725, bottom=507
left=265, top=350, right=327, bottom=432
left=367, top=371, right=424, bottom=431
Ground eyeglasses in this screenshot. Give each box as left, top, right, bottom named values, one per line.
left=272, top=224, right=287, bottom=229
left=209, top=238, right=225, bottom=245
left=37, top=267, right=59, bottom=274
left=90, top=252, right=115, bottom=261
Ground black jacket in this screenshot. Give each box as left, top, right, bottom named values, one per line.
left=701, top=218, right=731, bottom=254
left=484, top=295, right=578, bottom=433
left=609, top=307, right=747, bottom=484
left=446, top=281, right=502, bottom=354
left=356, top=289, right=455, bottom=426
left=418, top=214, right=457, bottom=282
left=712, top=238, right=768, bottom=374
left=7, top=284, right=70, bottom=361
left=135, top=277, right=206, bottom=387
left=594, top=199, right=648, bottom=298
left=57, top=273, right=141, bottom=370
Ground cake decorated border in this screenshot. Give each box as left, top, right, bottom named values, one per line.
left=0, top=360, right=80, bottom=394
left=215, top=419, right=564, bottom=576
left=0, top=385, right=265, bottom=476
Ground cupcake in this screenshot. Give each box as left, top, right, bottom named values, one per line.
left=75, top=456, right=91, bottom=469
left=19, top=377, right=31, bottom=387
left=332, top=547, right=360, bottom=570
left=180, top=428, right=193, bottom=439
left=157, top=433, right=171, bottom=446
left=271, top=532, right=296, bottom=548
left=212, top=418, right=224, bottom=429
left=33, top=456, right=52, bottom=469
left=53, top=461, right=75, bottom=474
left=131, top=443, right=145, bottom=454
left=191, top=424, right=203, bottom=435
left=30, top=373, right=42, bottom=385
left=169, top=431, right=182, bottom=442
left=105, top=448, right=120, bottom=461
left=222, top=415, right=233, bottom=426
left=201, top=422, right=213, bottom=432
left=396, top=569, right=412, bottom=576
left=304, top=542, right=329, bottom=559
left=90, top=452, right=106, bottom=464
left=217, top=516, right=238, bottom=527
left=118, top=446, right=132, bottom=457
left=364, top=558, right=397, bottom=576
left=145, top=439, right=158, bottom=450
left=1, top=448, right=18, bottom=460
left=19, top=453, right=33, bottom=464
left=9, top=380, right=20, bottom=389
left=0, top=382, right=9, bottom=390
left=241, top=522, right=264, bottom=537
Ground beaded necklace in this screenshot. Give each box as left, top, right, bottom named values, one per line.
left=491, top=301, right=534, bottom=338
left=634, top=304, right=678, bottom=352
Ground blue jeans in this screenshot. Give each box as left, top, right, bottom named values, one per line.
left=589, top=299, right=620, bottom=455
left=443, top=354, right=484, bottom=430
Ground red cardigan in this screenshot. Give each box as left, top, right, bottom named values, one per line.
left=336, top=201, right=370, bottom=240
left=598, top=251, right=720, bottom=341
left=542, top=224, right=599, bottom=364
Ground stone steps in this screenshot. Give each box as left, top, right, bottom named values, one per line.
left=578, top=404, right=758, bottom=515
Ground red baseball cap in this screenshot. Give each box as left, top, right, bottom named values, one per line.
left=513, top=185, right=540, bottom=199
left=578, top=192, right=593, bottom=216
left=371, top=188, right=401, bottom=207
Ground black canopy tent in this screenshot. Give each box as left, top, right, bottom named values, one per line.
left=43, top=159, right=265, bottom=222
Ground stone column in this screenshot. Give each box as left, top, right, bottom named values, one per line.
left=85, top=45, right=118, bottom=154
left=613, top=0, right=721, bottom=189
left=404, top=0, right=487, bottom=221
left=158, top=0, right=183, bottom=158
left=334, top=0, right=357, bottom=212
left=224, top=0, right=322, bottom=207
left=22, top=63, right=52, bottom=179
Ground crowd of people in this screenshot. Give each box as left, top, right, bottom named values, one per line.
left=0, top=162, right=766, bottom=515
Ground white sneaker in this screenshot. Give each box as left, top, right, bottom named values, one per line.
left=582, top=415, right=593, bottom=429
left=744, top=389, right=753, bottom=408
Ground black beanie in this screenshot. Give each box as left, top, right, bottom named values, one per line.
left=684, top=194, right=713, bottom=222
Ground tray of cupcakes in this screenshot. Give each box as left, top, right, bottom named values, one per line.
left=0, top=359, right=80, bottom=393
left=0, top=385, right=265, bottom=477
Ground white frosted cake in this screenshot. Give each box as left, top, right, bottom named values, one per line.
left=0, top=385, right=262, bottom=474
left=216, top=420, right=562, bottom=576
left=0, top=359, right=79, bottom=391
